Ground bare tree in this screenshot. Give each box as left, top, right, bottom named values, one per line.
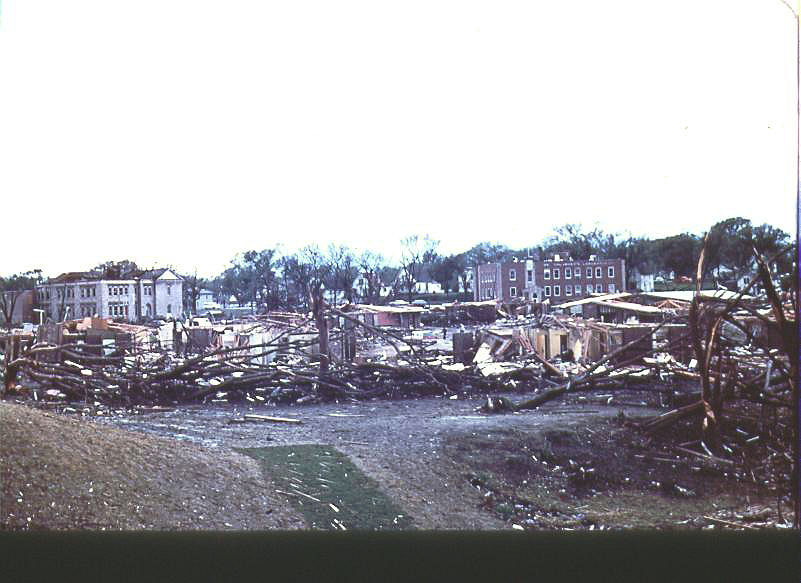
left=454, top=253, right=471, bottom=295
left=182, top=271, right=205, bottom=315
left=243, top=248, right=282, bottom=311
left=358, top=251, right=385, bottom=304
left=0, top=271, right=42, bottom=329
left=281, top=254, right=313, bottom=311
left=298, top=245, right=333, bottom=373
left=325, top=244, right=345, bottom=306
left=399, top=234, right=439, bottom=301
left=0, top=291, right=21, bottom=331
left=327, top=244, right=359, bottom=304
left=50, top=283, right=70, bottom=322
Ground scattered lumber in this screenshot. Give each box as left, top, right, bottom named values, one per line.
left=674, top=445, right=734, bottom=466
left=640, top=400, right=705, bottom=434
left=243, top=414, right=302, bottom=424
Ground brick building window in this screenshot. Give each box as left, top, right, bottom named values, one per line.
left=544, top=269, right=551, bottom=280
left=608, top=283, right=616, bottom=293
left=527, top=270, right=533, bottom=283
left=565, top=286, right=572, bottom=296
left=608, top=266, right=615, bottom=278
left=553, top=269, right=560, bottom=279
left=509, top=270, right=516, bottom=281
left=586, top=284, right=593, bottom=294
left=574, top=268, right=580, bottom=279
left=595, top=267, right=602, bottom=278
left=565, top=267, right=572, bottom=279
left=544, top=286, right=551, bottom=297
left=574, top=285, right=581, bottom=295
left=595, top=284, right=603, bottom=293
left=554, top=285, right=560, bottom=296
left=510, top=286, right=517, bottom=297
left=586, top=267, right=593, bottom=278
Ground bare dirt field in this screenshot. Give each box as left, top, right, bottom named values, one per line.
left=2, top=385, right=783, bottom=531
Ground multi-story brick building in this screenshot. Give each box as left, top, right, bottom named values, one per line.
left=474, top=259, right=538, bottom=301
left=474, top=253, right=626, bottom=303
left=538, top=254, right=625, bottom=303
left=35, top=268, right=183, bottom=322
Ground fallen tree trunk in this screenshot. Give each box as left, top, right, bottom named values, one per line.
left=640, top=399, right=705, bottom=434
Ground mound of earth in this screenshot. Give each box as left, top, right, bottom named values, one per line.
left=0, top=402, right=305, bottom=530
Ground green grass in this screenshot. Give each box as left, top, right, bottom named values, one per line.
left=236, top=445, right=414, bottom=531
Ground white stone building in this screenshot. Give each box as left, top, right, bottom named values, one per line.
left=35, top=268, right=184, bottom=322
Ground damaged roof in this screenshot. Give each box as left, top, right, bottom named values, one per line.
left=356, top=304, right=426, bottom=314
left=553, top=292, right=632, bottom=309
left=48, top=267, right=182, bottom=283
left=640, top=290, right=753, bottom=302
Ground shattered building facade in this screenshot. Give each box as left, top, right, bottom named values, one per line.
left=35, top=268, right=184, bottom=322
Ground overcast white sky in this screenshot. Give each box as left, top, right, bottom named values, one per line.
left=0, top=1, right=797, bottom=278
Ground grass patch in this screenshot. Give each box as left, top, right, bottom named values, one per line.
left=236, top=445, right=414, bottom=531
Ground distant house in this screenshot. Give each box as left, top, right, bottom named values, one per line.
left=357, top=304, right=424, bottom=328
left=654, top=270, right=675, bottom=282
left=197, top=289, right=215, bottom=306
left=395, top=263, right=444, bottom=295
left=634, top=272, right=655, bottom=292
left=412, top=264, right=443, bottom=294
left=353, top=273, right=390, bottom=302
left=194, top=289, right=221, bottom=313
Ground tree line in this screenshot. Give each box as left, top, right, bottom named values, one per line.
left=0, top=216, right=794, bottom=319
left=195, top=216, right=794, bottom=312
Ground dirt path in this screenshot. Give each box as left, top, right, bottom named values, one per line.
left=90, top=393, right=665, bottom=530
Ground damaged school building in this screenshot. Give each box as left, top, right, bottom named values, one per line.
left=33, top=268, right=184, bottom=322
left=474, top=252, right=626, bottom=302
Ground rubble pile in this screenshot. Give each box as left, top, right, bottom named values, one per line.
left=0, top=286, right=793, bottom=418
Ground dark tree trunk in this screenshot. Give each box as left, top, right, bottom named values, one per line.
left=311, top=288, right=329, bottom=374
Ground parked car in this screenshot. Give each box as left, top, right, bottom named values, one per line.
left=411, top=299, right=429, bottom=307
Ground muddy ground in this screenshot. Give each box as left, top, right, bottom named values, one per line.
left=63, top=385, right=790, bottom=531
